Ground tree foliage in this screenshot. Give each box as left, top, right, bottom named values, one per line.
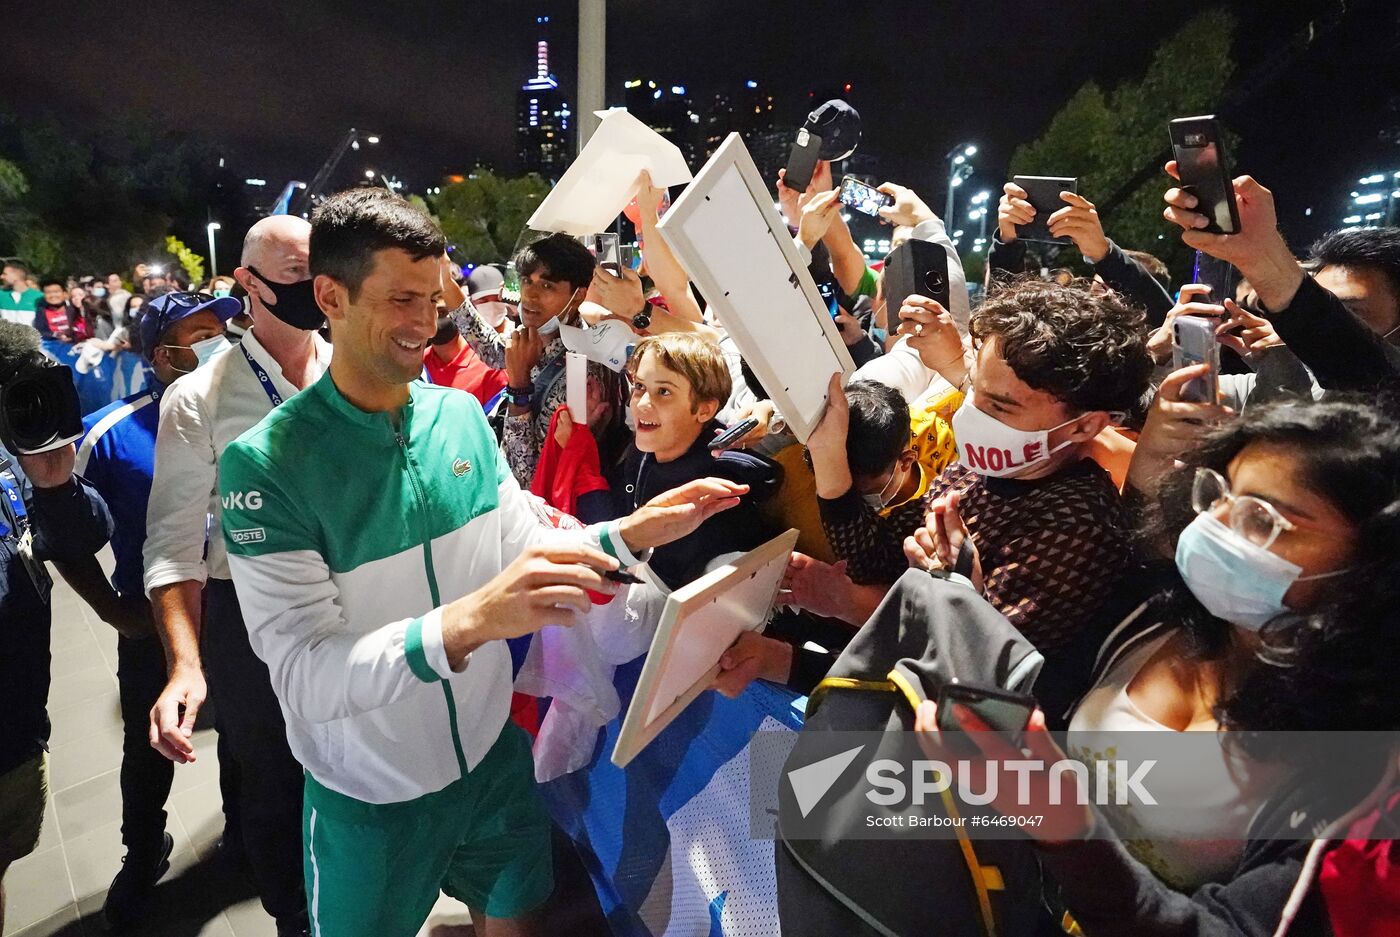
left=431, top=170, right=552, bottom=266
left=0, top=111, right=250, bottom=278
left=164, top=235, right=206, bottom=285
left=1006, top=7, right=1238, bottom=278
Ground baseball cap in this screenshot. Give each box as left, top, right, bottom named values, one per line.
left=138, top=291, right=242, bottom=358
left=805, top=99, right=861, bottom=161
left=465, top=265, right=506, bottom=300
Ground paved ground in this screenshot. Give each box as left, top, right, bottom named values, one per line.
left=7, top=549, right=473, bottom=936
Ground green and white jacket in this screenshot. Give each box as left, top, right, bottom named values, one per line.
left=219, top=372, right=643, bottom=805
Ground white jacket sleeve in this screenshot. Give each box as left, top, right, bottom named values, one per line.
left=143, top=379, right=217, bottom=594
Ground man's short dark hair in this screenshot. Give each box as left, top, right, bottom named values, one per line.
left=844, top=380, right=910, bottom=478
left=2, top=258, right=29, bottom=275
left=1122, top=249, right=1171, bottom=290
left=514, top=233, right=596, bottom=292
left=1310, top=227, right=1400, bottom=305
left=39, top=277, right=65, bottom=290
left=310, top=187, right=447, bottom=299
left=973, top=277, right=1151, bottom=414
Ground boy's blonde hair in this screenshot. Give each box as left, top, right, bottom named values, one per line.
left=628, top=333, right=732, bottom=412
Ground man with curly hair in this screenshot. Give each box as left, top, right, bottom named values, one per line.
left=817, top=279, right=1152, bottom=678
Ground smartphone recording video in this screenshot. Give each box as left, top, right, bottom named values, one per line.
left=839, top=176, right=894, bottom=218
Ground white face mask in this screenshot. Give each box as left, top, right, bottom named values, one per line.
left=863, top=459, right=912, bottom=511
left=167, top=334, right=231, bottom=374
left=535, top=288, right=582, bottom=336
left=472, top=300, right=513, bottom=330
left=951, top=392, right=1082, bottom=479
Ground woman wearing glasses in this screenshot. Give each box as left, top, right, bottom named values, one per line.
left=912, top=386, right=1400, bottom=934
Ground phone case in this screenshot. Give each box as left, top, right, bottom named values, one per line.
left=1011, top=176, right=1078, bottom=244
left=784, top=129, right=823, bottom=192
left=1169, top=116, right=1241, bottom=235
left=1172, top=314, right=1220, bottom=404
left=883, top=239, right=950, bottom=323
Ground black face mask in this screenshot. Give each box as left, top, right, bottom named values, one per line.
left=246, top=267, right=325, bottom=331
left=430, top=316, right=458, bottom=347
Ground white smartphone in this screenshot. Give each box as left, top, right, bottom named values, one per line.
left=566, top=351, right=588, bottom=423
left=1172, top=315, right=1220, bottom=404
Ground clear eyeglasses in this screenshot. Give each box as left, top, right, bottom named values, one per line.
left=1190, top=466, right=1296, bottom=550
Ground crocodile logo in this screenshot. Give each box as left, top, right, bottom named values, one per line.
left=452, top=458, right=472, bottom=477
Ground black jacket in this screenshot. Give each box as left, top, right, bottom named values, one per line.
left=988, top=235, right=1175, bottom=327
left=608, top=420, right=781, bottom=590
left=1264, top=274, right=1400, bottom=393
left=1, top=454, right=113, bottom=774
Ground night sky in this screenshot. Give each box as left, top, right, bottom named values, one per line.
left=6, top=0, right=1398, bottom=243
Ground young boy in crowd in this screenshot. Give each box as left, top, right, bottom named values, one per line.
left=808, top=378, right=959, bottom=586
left=609, top=333, right=782, bottom=590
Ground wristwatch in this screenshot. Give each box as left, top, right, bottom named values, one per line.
left=631, top=301, right=652, bottom=332
left=504, top=385, right=533, bottom=408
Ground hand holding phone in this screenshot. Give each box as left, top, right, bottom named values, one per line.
left=1171, top=314, right=1220, bottom=404
left=709, top=418, right=759, bottom=451
left=1168, top=116, right=1240, bottom=235
left=1010, top=176, right=1078, bottom=243
left=839, top=175, right=895, bottom=218
left=935, top=679, right=1037, bottom=748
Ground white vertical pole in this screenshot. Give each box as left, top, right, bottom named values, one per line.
left=577, top=0, right=606, bottom=153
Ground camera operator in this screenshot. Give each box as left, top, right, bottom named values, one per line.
left=0, top=322, right=113, bottom=935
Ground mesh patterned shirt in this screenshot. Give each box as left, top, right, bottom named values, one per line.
left=822, top=458, right=1132, bottom=655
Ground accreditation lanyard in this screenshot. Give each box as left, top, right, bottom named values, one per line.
left=241, top=344, right=285, bottom=407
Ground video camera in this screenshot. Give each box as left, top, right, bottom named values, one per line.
left=0, top=323, right=84, bottom=455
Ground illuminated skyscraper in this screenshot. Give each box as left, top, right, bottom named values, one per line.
left=516, top=16, right=573, bottom=180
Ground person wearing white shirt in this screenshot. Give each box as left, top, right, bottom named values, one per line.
left=143, top=215, right=329, bottom=937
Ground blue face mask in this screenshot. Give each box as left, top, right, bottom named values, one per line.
left=1174, top=513, right=1345, bottom=631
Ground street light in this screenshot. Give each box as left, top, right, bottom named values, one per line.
left=206, top=222, right=221, bottom=278
left=944, top=142, right=977, bottom=229
left=365, top=169, right=376, bottom=179
left=366, top=135, right=380, bottom=145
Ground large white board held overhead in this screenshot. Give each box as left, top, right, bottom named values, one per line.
left=611, top=528, right=800, bottom=769
left=656, top=133, right=855, bottom=442
left=528, top=109, right=693, bottom=236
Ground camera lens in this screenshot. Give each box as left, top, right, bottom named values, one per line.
left=7, top=378, right=54, bottom=447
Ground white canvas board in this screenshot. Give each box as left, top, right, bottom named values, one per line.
left=566, top=351, right=588, bottom=423
left=655, top=133, right=855, bottom=442
left=612, top=528, right=800, bottom=768
left=528, top=109, right=693, bottom=236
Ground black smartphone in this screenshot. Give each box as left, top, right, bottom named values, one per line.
left=1169, top=115, right=1240, bottom=235
left=709, top=418, right=759, bottom=450
left=815, top=278, right=841, bottom=320
left=936, top=680, right=1037, bottom=748
left=839, top=175, right=894, bottom=218
left=784, top=127, right=823, bottom=193
left=1010, top=175, right=1078, bottom=243
left=882, top=239, right=950, bottom=323
left=1191, top=250, right=1237, bottom=304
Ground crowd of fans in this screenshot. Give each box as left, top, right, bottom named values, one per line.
left=1, top=140, right=1398, bottom=937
